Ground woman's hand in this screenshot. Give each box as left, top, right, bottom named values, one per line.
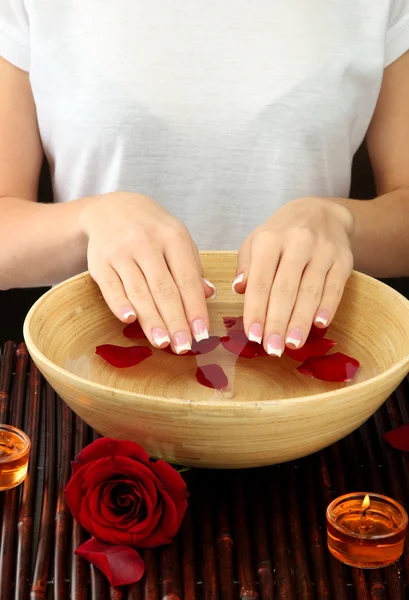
left=233, top=197, right=354, bottom=356
left=80, top=192, right=215, bottom=353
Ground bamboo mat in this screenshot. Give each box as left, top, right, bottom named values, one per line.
left=0, top=340, right=408, bottom=600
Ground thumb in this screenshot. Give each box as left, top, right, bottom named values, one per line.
left=233, top=238, right=251, bottom=295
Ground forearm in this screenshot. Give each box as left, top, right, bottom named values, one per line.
left=0, top=197, right=90, bottom=289
left=334, top=186, right=409, bottom=278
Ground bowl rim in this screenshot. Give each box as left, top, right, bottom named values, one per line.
left=23, top=257, right=409, bottom=410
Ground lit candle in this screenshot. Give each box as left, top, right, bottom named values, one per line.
left=0, top=424, right=31, bottom=491
left=327, top=492, right=408, bottom=569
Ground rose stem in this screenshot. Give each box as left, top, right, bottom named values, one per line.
left=232, top=473, right=258, bottom=600
left=249, top=473, right=274, bottom=599
left=15, top=360, right=41, bottom=600
left=0, top=343, right=27, bottom=599
left=142, top=550, right=159, bottom=600
left=215, top=476, right=235, bottom=600
left=70, top=415, right=89, bottom=600
left=160, top=536, right=182, bottom=600
left=181, top=505, right=196, bottom=600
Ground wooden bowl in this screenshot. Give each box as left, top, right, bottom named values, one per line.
left=23, top=252, right=409, bottom=468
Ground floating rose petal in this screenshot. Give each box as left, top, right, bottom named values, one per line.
left=221, top=332, right=268, bottom=358
left=307, top=324, right=328, bottom=340
left=75, top=538, right=145, bottom=587
left=196, top=364, right=228, bottom=390
left=383, top=424, right=409, bottom=452
left=162, top=336, right=221, bottom=356
left=286, top=338, right=336, bottom=362
left=96, top=345, right=153, bottom=368
left=223, top=316, right=244, bottom=332
left=297, top=352, right=359, bottom=382
left=123, top=321, right=145, bottom=339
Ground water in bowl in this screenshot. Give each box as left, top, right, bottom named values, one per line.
left=64, top=301, right=374, bottom=402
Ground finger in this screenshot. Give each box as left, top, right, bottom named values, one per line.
left=263, top=252, right=307, bottom=356
left=243, top=235, right=281, bottom=344
left=114, top=260, right=171, bottom=348
left=137, top=252, right=192, bottom=354
left=285, top=260, right=331, bottom=345
left=89, top=264, right=137, bottom=323
left=187, top=240, right=217, bottom=299
left=233, top=237, right=252, bottom=294
left=165, top=241, right=210, bottom=342
left=314, top=255, right=353, bottom=327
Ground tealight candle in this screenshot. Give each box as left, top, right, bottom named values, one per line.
left=0, top=425, right=31, bottom=491
left=327, top=492, right=408, bottom=569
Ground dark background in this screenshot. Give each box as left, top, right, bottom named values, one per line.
left=1, top=144, right=408, bottom=344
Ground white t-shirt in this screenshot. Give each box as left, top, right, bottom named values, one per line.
left=0, top=2, right=409, bottom=250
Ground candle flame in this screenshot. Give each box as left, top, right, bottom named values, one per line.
left=362, top=494, right=370, bottom=511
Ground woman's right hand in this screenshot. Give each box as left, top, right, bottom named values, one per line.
left=80, top=192, right=215, bottom=353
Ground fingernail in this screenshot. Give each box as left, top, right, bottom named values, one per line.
left=267, top=334, right=283, bottom=357
left=202, top=277, right=217, bottom=300
left=173, top=332, right=191, bottom=354
left=315, top=310, right=330, bottom=327
left=192, top=319, right=209, bottom=343
left=248, top=323, right=262, bottom=344
left=152, top=328, right=170, bottom=348
left=122, top=308, right=136, bottom=321
left=286, top=329, right=303, bottom=349
left=232, top=273, right=244, bottom=294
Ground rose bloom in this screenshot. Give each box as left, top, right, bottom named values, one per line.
left=65, top=437, right=188, bottom=548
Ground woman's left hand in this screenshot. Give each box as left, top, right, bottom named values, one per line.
left=233, top=197, right=354, bottom=356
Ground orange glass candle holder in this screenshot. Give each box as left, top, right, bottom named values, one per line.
left=0, top=425, right=31, bottom=491
left=327, top=492, right=408, bottom=569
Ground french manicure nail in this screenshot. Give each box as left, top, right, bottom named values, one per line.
left=202, top=277, right=217, bottom=300
left=286, top=329, right=303, bottom=349
left=192, top=319, right=209, bottom=342
left=173, top=332, right=191, bottom=354
left=152, top=328, right=170, bottom=348
left=267, top=334, right=283, bottom=357
left=232, top=273, right=244, bottom=294
left=248, top=323, right=262, bottom=344
left=315, top=310, right=330, bottom=327
left=122, top=308, right=137, bottom=321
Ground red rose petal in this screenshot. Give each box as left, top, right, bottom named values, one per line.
left=123, top=321, right=145, bottom=339
left=196, top=364, right=228, bottom=390
left=285, top=338, right=336, bottom=362
left=162, top=336, right=220, bottom=356
left=223, top=316, right=244, bottom=332
left=72, top=438, right=152, bottom=469
left=75, top=538, right=145, bottom=587
left=307, top=324, right=328, bottom=339
left=383, top=424, right=409, bottom=452
left=221, top=332, right=267, bottom=358
left=96, top=345, right=152, bottom=368
left=297, top=352, right=360, bottom=382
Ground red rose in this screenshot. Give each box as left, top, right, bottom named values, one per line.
left=65, top=437, right=188, bottom=586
